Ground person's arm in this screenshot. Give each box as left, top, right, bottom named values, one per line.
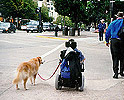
left=105, top=24, right=111, bottom=47
left=103, top=23, right=106, bottom=29
left=98, top=24, right=100, bottom=29
left=79, top=50, right=85, bottom=63
left=80, top=58, right=85, bottom=64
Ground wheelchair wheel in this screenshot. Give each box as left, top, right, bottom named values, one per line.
left=55, top=74, right=62, bottom=90
left=79, top=75, right=85, bottom=91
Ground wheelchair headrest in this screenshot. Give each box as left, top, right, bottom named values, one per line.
left=65, top=42, right=70, bottom=47
left=71, top=41, right=77, bottom=49
left=65, top=40, right=77, bottom=49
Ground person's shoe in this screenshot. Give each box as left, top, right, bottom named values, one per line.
left=120, top=73, right=124, bottom=77
left=113, top=74, right=118, bottom=79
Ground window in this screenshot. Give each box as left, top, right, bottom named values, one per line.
left=51, top=7, right=53, bottom=10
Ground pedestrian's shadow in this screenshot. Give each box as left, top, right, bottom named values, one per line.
left=118, top=77, right=124, bottom=79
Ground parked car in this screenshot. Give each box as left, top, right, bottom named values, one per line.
left=21, top=19, right=30, bottom=30
left=21, top=23, right=28, bottom=30
left=26, top=21, right=39, bottom=33
left=0, top=22, right=16, bottom=33
left=43, top=22, right=51, bottom=31
left=43, top=23, right=60, bottom=31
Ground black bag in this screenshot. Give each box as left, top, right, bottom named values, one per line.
left=118, top=20, right=124, bottom=40
left=65, top=51, right=81, bottom=80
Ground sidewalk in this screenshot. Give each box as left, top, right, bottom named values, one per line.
left=32, top=30, right=98, bottom=40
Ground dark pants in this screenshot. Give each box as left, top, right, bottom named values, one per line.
left=99, top=30, right=104, bottom=41
left=110, top=39, right=124, bottom=74
left=55, top=31, right=58, bottom=37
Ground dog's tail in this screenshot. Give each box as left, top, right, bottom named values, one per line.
left=13, top=72, right=22, bottom=84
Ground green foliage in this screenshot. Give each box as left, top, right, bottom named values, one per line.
left=53, top=0, right=87, bottom=28
left=86, top=0, right=124, bottom=26
left=86, top=0, right=111, bottom=27
left=41, top=5, right=49, bottom=22
left=41, top=5, right=53, bottom=22
left=113, top=1, right=124, bottom=16
left=53, top=0, right=70, bottom=16
left=54, top=15, right=74, bottom=27
left=54, top=16, right=62, bottom=25
left=0, top=0, right=53, bottom=22
left=65, top=16, right=74, bottom=27
left=0, top=0, right=38, bottom=20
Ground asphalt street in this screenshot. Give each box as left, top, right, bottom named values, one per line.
left=0, top=30, right=124, bottom=100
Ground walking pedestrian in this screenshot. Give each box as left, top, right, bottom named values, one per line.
left=55, top=25, right=59, bottom=37
left=105, top=12, right=124, bottom=79
left=98, top=19, right=106, bottom=41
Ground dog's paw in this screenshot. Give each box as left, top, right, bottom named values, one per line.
left=24, top=88, right=28, bottom=91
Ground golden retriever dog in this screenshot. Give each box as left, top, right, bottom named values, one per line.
left=13, top=57, right=43, bottom=90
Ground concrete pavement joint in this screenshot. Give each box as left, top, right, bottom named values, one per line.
left=0, top=85, right=13, bottom=96
left=104, top=80, right=124, bottom=91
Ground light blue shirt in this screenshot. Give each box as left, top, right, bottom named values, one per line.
left=105, top=18, right=123, bottom=43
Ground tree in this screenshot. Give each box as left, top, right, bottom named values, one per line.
left=41, top=5, right=53, bottom=22
left=0, top=0, right=53, bottom=26
left=0, top=0, right=38, bottom=20
left=53, top=0, right=87, bottom=28
left=86, top=0, right=110, bottom=28
left=54, top=15, right=74, bottom=27
left=113, top=1, right=124, bottom=17
left=53, top=0, right=71, bottom=27
left=86, top=0, right=124, bottom=28
left=67, top=0, right=87, bottom=28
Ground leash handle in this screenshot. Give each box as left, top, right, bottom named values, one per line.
left=38, top=62, right=61, bottom=81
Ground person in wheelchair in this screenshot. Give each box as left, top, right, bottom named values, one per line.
left=56, top=39, right=85, bottom=91
left=69, top=39, right=85, bottom=72
left=60, top=39, right=85, bottom=72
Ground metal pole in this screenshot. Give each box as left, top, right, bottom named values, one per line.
left=39, top=7, right=42, bottom=33
left=111, top=2, right=113, bottom=18
left=110, top=1, right=115, bottom=21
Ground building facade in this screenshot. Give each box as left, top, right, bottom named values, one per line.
left=37, top=0, right=58, bottom=21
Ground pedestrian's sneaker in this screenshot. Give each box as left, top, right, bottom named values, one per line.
left=113, top=74, right=118, bottom=79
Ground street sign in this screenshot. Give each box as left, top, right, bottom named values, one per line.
left=38, top=1, right=42, bottom=7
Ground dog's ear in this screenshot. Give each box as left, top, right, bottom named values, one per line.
left=37, top=57, right=41, bottom=59
left=37, top=57, right=42, bottom=64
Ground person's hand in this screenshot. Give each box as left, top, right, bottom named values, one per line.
left=106, top=43, right=109, bottom=47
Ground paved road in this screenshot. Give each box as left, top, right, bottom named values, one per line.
left=0, top=30, right=124, bottom=100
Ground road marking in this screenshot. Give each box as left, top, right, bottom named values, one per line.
left=0, top=40, right=14, bottom=44
left=36, top=36, right=68, bottom=40
left=41, top=43, right=65, bottom=58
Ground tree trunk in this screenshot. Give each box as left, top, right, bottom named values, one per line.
left=64, top=16, right=65, bottom=29
left=94, top=21, right=97, bottom=29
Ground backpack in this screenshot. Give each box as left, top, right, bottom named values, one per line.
left=118, top=21, right=124, bottom=40
left=60, top=59, right=70, bottom=78
left=60, top=51, right=81, bottom=79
